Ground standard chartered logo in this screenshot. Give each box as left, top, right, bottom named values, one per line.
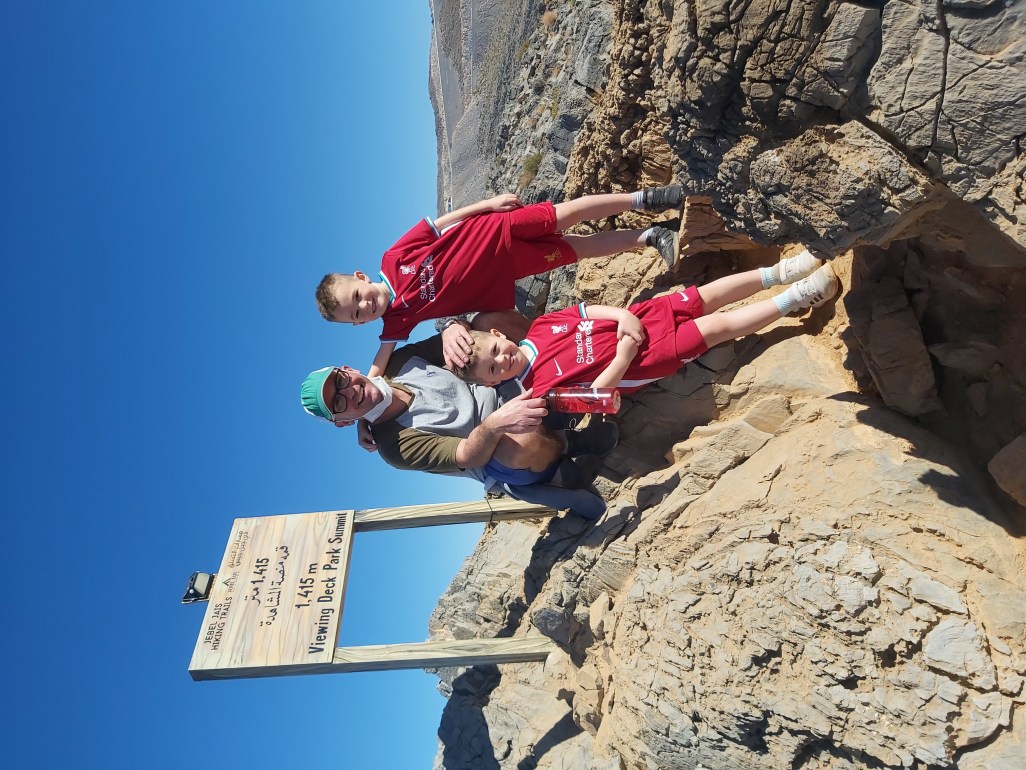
left=575, top=320, right=595, bottom=364
left=418, top=255, right=437, bottom=302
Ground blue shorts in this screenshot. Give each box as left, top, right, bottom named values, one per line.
left=484, top=457, right=559, bottom=486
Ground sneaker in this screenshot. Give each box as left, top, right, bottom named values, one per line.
left=646, top=225, right=679, bottom=269
left=786, top=263, right=839, bottom=313
left=776, top=248, right=822, bottom=285
left=642, top=184, right=684, bottom=212
left=565, top=418, right=620, bottom=458
left=549, top=456, right=588, bottom=489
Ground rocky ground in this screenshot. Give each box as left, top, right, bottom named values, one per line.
left=427, top=2, right=1026, bottom=768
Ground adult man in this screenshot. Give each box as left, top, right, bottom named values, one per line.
left=299, top=327, right=611, bottom=519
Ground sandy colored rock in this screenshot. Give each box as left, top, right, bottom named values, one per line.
left=426, top=2, right=1026, bottom=768
left=988, top=434, right=1026, bottom=505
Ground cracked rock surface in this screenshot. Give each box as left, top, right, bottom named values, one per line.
left=427, top=2, right=1026, bottom=768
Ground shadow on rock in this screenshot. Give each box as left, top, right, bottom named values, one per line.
left=515, top=710, right=582, bottom=770
left=436, top=665, right=502, bottom=770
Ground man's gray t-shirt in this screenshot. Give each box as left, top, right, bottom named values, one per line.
left=371, top=335, right=500, bottom=485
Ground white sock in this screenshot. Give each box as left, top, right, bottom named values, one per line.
left=773, top=286, right=798, bottom=316
left=760, top=265, right=780, bottom=289
left=631, top=191, right=645, bottom=210
left=640, top=226, right=655, bottom=245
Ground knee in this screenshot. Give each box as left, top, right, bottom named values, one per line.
left=492, top=429, right=564, bottom=472
left=693, top=315, right=731, bottom=348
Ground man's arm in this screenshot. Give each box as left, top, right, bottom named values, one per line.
left=374, top=420, right=464, bottom=473
left=438, top=311, right=533, bottom=370
left=371, top=394, right=547, bottom=473
left=439, top=318, right=474, bottom=370
left=384, top=322, right=477, bottom=375
left=454, top=390, right=548, bottom=468
left=432, top=194, right=522, bottom=231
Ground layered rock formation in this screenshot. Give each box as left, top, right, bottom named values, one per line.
left=427, top=1, right=1026, bottom=768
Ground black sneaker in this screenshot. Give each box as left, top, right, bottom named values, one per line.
left=565, top=418, right=620, bottom=458
left=642, top=184, right=683, bottom=212
left=646, top=225, right=679, bottom=269
left=549, top=456, right=589, bottom=489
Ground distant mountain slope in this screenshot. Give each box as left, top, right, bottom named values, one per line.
left=428, top=0, right=534, bottom=212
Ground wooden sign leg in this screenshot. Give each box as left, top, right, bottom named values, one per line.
left=353, top=499, right=556, bottom=532
left=330, top=637, right=557, bottom=673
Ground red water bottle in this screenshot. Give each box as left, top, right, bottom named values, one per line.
left=545, top=387, right=621, bottom=414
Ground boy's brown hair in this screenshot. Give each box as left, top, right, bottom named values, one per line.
left=315, top=273, right=352, bottom=322
left=449, top=330, right=491, bottom=383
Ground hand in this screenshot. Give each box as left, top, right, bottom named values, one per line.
left=486, top=193, right=523, bottom=212
left=356, top=418, right=378, bottom=452
left=488, top=389, right=548, bottom=434
left=617, top=335, right=640, bottom=357
left=442, top=322, right=475, bottom=369
left=616, top=311, right=645, bottom=345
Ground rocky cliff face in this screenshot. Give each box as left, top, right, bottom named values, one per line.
left=427, top=2, right=1026, bottom=768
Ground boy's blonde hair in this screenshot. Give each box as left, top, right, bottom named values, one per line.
left=450, top=330, right=492, bottom=383
left=315, top=273, right=356, bottom=322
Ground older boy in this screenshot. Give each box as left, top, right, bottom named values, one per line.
left=315, top=187, right=685, bottom=377
left=452, top=251, right=838, bottom=394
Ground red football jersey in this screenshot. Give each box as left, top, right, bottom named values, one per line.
left=516, top=293, right=705, bottom=393
left=378, top=216, right=515, bottom=342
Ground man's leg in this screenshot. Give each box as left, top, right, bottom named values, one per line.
left=503, top=481, right=607, bottom=520
left=491, top=428, right=564, bottom=473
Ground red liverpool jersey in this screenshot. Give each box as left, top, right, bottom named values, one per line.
left=378, top=216, right=513, bottom=342
left=516, top=292, right=706, bottom=393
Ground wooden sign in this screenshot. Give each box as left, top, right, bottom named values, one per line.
left=190, top=510, right=355, bottom=680
left=188, top=500, right=560, bottom=681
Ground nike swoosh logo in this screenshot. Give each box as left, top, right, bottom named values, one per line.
left=554, top=360, right=563, bottom=376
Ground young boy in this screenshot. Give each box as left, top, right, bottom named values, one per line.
left=315, top=187, right=686, bottom=378
left=451, top=251, right=839, bottom=394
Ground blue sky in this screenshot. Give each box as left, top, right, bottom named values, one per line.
left=3, top=3, right=487, bottom=767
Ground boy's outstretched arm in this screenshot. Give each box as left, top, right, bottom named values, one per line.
left=367, top=341, right=397, bottom=379
left=433, top=193, right=522, bottom=231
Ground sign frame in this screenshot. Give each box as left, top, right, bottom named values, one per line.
left=190, top=500, right=559, bottom=681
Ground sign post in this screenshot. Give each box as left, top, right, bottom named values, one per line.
left=189, top=499, right=559, bottom=681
